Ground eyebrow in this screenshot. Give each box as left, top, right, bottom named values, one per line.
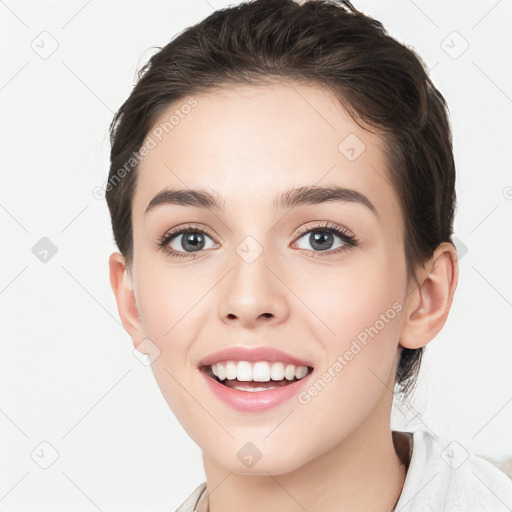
left=144, top=185, right=377, bottom=217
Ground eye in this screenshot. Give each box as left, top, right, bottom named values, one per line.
left=156, top=221, right=358, bottom=260
left=293, top=221, right=358, bottom=256
left=157, top=224, right=218, bottom=259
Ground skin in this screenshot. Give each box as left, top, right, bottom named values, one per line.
left=109, top=81, right=458, bottom=512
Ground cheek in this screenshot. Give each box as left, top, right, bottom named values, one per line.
left=133, top=266, right=205, bottom=420
left=131, top=266, right=209, bottom=415
left=135, top=262, right=205, bottom=338
left=294, top=279, right=403, bottom=443
left=292, top=253, right=405, bottom=341
left=292, top=258, right=405, bottom=400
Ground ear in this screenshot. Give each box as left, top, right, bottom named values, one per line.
left=109, top=252, right=146, bottom=353
left=400, top=241, right=459, bottom=349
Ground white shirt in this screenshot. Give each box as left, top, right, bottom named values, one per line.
left=175, top=429, right=512, bottom=512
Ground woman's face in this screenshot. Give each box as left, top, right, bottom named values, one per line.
left=126, top=81, right=412, bottom=474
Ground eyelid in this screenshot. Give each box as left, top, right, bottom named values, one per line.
left=155, top=223, right=220, bottom=259
left=293, top=220, right=356, bottom=239
left=157, top=220, right=358, bottom=259
left=159, top=223, right=219, bottom=244
left=291, top=220, right=359, bottom=257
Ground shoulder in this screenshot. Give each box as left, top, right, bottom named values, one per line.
left=394, top=429, right=512, bottom=512
left=175, top=482, right=207, bottom=512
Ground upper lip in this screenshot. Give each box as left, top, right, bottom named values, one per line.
left=198, top=346, right=313, bottom=368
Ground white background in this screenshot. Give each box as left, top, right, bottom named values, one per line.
left=1, top=0, right=511, bottom=510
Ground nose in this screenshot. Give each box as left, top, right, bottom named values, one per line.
left=217, top=244, right=289, bottom=329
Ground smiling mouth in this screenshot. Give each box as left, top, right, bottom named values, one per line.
left=201, top=363, right=314, bottom=392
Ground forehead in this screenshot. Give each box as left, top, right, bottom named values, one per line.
left=132, top=81, right=398, bottom=222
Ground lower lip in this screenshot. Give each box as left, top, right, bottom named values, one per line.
left=200, top=368, right=314, bottom=412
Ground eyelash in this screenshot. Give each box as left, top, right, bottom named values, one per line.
left=156, top=221, right=359, bottom=260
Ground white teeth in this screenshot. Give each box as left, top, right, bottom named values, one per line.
left=252, top=362, right=270, bottom=382
left=295, top=366, right=308, bottom=379
left=208, top=361, right=311, bottom=382
left=216, top=362, right=226, bottom=381
left=285, top=364, right=296, bottom=380
left=237, top=361, right=253, bottom=382
left=270, top=362, right=285, bottom=380
left=225, top=360, right=237, bottom=380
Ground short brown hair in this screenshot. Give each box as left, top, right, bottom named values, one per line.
left=106, top=0, right=456, bottom=398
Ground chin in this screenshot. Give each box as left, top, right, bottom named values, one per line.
left=208, top=444, right=310, bottom=476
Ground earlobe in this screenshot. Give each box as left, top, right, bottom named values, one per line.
left=399, top=242, right=459, bottom=350
left=108, top=252, right=145, bottom=348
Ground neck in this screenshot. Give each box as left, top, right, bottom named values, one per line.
left=198, top=388, right=409, bottom=512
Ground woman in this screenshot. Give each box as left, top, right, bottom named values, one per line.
left=106, top=1, right=512, bottom=510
